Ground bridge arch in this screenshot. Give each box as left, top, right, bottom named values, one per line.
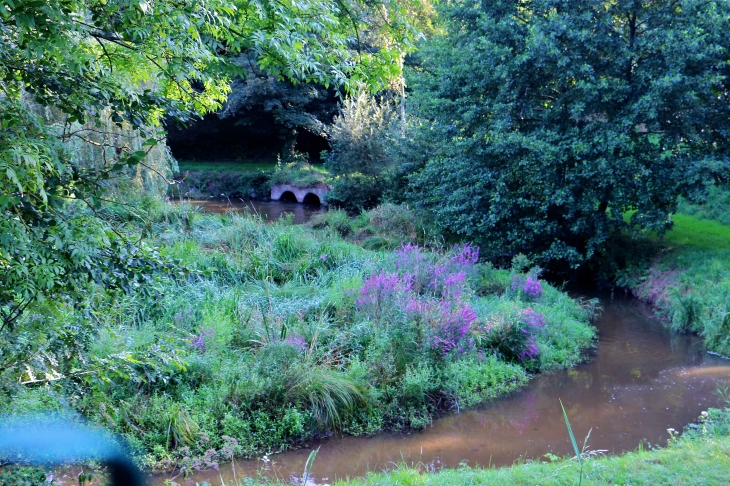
left=302, top=193, right=321, bottom=205
left=279, top=191, right=298, bottom=202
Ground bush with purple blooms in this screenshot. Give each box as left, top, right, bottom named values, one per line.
left=189, top=328, right=215, bottom=354
left=355, top=243, right=481, bottom=358
left=477, top=307, right=547, bottom=365
left=283, top=331, right=308, bottom=353
left=510, top=273, right=545, bottom=301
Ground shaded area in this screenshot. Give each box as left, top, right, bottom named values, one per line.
left=166, top=75, right=335, bottom=163
left=279, top=191, right=298, bottom=202
left=302, top=193, right=321, bottom=205
left=167, top=113, right=330, bottom=162
left=167, top=112, right=284, bottom=162
left=154, top=295, right=729, bottom=485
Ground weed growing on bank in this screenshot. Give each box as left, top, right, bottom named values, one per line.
left=5, top=200, right=595, bottom=472
left=308, top=204, right=439, bottom=250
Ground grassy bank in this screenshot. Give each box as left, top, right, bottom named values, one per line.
left=5, top=201, right=595, bottom=472
left=7, top=406, right=730, bottom=485
left=630, top=187, right=730, bottom=356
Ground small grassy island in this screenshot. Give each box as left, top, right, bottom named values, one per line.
left=7, top=201, right=596, bottom=471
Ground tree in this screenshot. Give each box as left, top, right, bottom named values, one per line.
left=0, top=0, right=426, bottom=387
left=218, top=60, right=337, bottom=157
left=325, top=91, right=400, bottom=210
left=407, top=0, right=730, bottom=267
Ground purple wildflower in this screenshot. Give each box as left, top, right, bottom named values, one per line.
left=356, top=271, right=412, bottom=306
left=430, top=301, right=477, bottom=355
left=442, top=272, right=467, bottom=299
left=522, top=276, right=544, bottom=300
left=516, top=308, right=546, bottom=361
left=190, top=328, right=214, bottom=353
left=450, top=243, right=480, bottom=267
left=284, top=332, right=308, bottom=353
left=521, top=308, right=547, bottom=330
left=518, top=341, right=540, bottom=362
left=395, top=243, right=425, bottom=270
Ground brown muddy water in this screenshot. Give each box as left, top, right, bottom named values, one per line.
left=150, top=295, right=730, bottom=485
left=170, top=198, right=324, bottom=224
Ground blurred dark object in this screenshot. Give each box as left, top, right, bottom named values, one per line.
left=0, top=417, right=144, bottom=486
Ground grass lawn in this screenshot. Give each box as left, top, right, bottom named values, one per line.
left=177, top=160, right=278, bottom=173
left=664, top=214, right=730, bottom=251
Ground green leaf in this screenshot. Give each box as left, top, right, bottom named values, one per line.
left=560, top=398, right=581, bottom=467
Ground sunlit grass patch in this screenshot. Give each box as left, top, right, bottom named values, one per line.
left=177, top=160, right=278, bottom=172
left=664, top=214, right=730, bottom=251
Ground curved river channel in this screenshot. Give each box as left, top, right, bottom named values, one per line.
left=152, top=295, right=730, bottom=485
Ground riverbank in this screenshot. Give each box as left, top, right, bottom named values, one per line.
left=171, top=160, right=328, bottom=200
left=5, top=199, right=595, bottom=472
left=629, top=188, right=730, bottom=357
left=148, top=291, right=726, bottom=485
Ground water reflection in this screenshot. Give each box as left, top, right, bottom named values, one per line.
left=171, top=198, right=324, bottom=225
left=153, top=294, right=729, bottom=485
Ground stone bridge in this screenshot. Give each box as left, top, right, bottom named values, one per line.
left=270, top=183, right=330, bottom=205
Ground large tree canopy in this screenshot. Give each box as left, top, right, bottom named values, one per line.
left=407, top=0, right=730, bottom=267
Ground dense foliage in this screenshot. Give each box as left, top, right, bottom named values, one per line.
left=0, top=0, right=430, bottom=389
left=406, top=0, right=730, bottom=267
left=7, top=201, right=595, bottom=471
left=6, top=0, right=730, bottom=479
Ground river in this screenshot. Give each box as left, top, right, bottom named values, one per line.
left=170, top=198, right=324, bottom=225
left=154, top=295, right=729, bottom=485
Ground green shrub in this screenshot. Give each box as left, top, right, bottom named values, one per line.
left=287, top=365, right=364, bottom=430
left=363, top=203, right=431, bottom=243
left=326, top=92, right=398, bottom=180
left=445, top=356, right=528, bottom=408
left=308, top=209, right=353, bottom=237
left=269, top=159, right=328, bottom=188
left=326, top=174, right=386, bottom=212
left=0, top=466, right=51, bottom=486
